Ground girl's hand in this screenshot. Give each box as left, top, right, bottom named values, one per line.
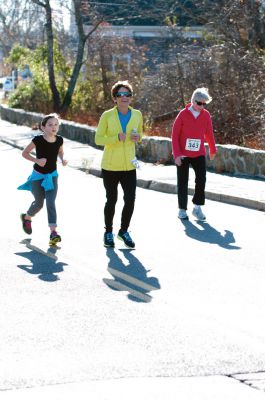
left=62, top=159, right=68, bottom=166
left=37, top=158, right=47, bottom=167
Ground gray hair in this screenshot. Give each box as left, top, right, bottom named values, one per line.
left=191, top=87, right=212, bottom=104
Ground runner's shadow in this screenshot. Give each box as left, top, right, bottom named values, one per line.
left=16, top=239, right=68, bottom=282
left=181, top=220, right=241, bottom=249
left=103, top=248, right=161, bottom=303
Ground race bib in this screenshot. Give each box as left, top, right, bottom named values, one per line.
left=185, top=138, right=201, bottom=151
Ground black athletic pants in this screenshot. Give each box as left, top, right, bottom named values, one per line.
left=102, top=169, right=136, bottom=233
left=177, top=155, right=206, bottom=210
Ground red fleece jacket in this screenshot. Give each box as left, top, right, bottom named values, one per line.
left=172, top=104, right=217, bottom=159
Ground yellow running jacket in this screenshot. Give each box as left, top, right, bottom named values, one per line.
left=95, top=106, right=143, bottom=171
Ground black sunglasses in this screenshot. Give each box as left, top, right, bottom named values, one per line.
left=115, top=92, right=132, bottom=98
left=196, top=101, right=207, bottom=106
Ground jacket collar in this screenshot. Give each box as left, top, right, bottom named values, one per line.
left=185, top=103, right=205, bottom=118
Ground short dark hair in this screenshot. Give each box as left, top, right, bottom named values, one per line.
left=111, top=80, right=133, bottom=98
left=40, top=113, right=60, bottom=128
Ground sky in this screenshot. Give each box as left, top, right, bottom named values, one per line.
left=50, top=0, right=71, bottom=30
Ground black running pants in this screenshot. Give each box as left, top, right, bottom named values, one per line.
left=102, top=169, right=137, bottom=232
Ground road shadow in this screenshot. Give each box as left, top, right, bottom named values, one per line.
left=15, top=239, right=68, bottom=282
left=103, top=248, right=161, bottom=303
left=180, top=220, right=241, bottom=250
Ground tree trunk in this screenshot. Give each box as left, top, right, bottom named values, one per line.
left=31, top=0, right=103, bottom=115
left=60, top=0, right=102, bottom=115
left=60, top=38, right=86, bottom=115
left=44, top=1, right=61, bottom=112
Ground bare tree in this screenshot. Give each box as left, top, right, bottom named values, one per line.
left=171, top=0, right=265, bottom=49
left=0, top=0, right=45, bottom=57
left=85, top=30, right=148, bottom=103
left=140, top=1, right=265, bottom=148
left=31, top=0, right=102, bottom=113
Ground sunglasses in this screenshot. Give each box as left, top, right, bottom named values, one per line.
left=196, top=101, right=207, bottom=106
left=115, top=92, right=132, bottom=98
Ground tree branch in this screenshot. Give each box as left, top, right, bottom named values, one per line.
left=31, top=0, right=46, bottom=7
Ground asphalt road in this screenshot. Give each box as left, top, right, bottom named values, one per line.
left=1, top=140, right=265, bottom=395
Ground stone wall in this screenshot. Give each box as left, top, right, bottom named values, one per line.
left=208, top=144, right=265, bottom=178
left=0, top=105, right=100, bottom=149
left=1, top=104, right=265, bottom=178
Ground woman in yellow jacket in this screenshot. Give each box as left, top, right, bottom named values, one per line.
left=95, top=80, right=143, bottom=249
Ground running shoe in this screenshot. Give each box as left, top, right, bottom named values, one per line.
left=49, top=230, right=61, bottom=246
left=178, top=209, right=188, bottom=220
left=117, top=230, right=135, bottom=249
left=20, top=213, right=32, bottom=234
left=104, top=232, right=115, bottom=248
left=192, top=206, right=206, bottom=221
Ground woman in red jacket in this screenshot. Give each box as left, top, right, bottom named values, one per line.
left=172, top=88, right=217, bottom=221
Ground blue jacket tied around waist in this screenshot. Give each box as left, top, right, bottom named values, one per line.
left=18, top=170, right=58, bottom=192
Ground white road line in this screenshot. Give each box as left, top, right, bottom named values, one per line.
left=21, top=239, right=58, bottom=261
left=108, top=267, right=159, bottom=292
left=103, top=278, right=152, bottom=302
left=19, top=242, right=159, bottom=302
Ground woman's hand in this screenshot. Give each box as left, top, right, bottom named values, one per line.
left=118, top=133, right=126, bottom=142
left=37, top=158, right=47, bottom=167
left=62, top=159, right=68, bottom=166
left=174, top=156, right=182, bottom=166
left=131, top=133, right=140, bottom=142
left=210, top=153, right=216, bottom=161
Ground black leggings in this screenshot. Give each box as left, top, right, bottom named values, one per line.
left=102, top=169, right=136, bottom=232
left=177, top=155, right=206, bottom=210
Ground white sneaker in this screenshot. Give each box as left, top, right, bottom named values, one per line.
left=192, top=206, right=206, bottom=221
left=178, top=209, right=188, bottom=219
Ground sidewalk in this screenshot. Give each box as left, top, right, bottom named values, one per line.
left=0, top=118, right=264, bottom=211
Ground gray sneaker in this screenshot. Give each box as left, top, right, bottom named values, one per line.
left=192, top=206, right=206, bottom=221
left=178, top=209, right=188, bottom=220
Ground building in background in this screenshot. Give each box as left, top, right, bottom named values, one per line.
left=69, top=0, right=206, bottom=73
